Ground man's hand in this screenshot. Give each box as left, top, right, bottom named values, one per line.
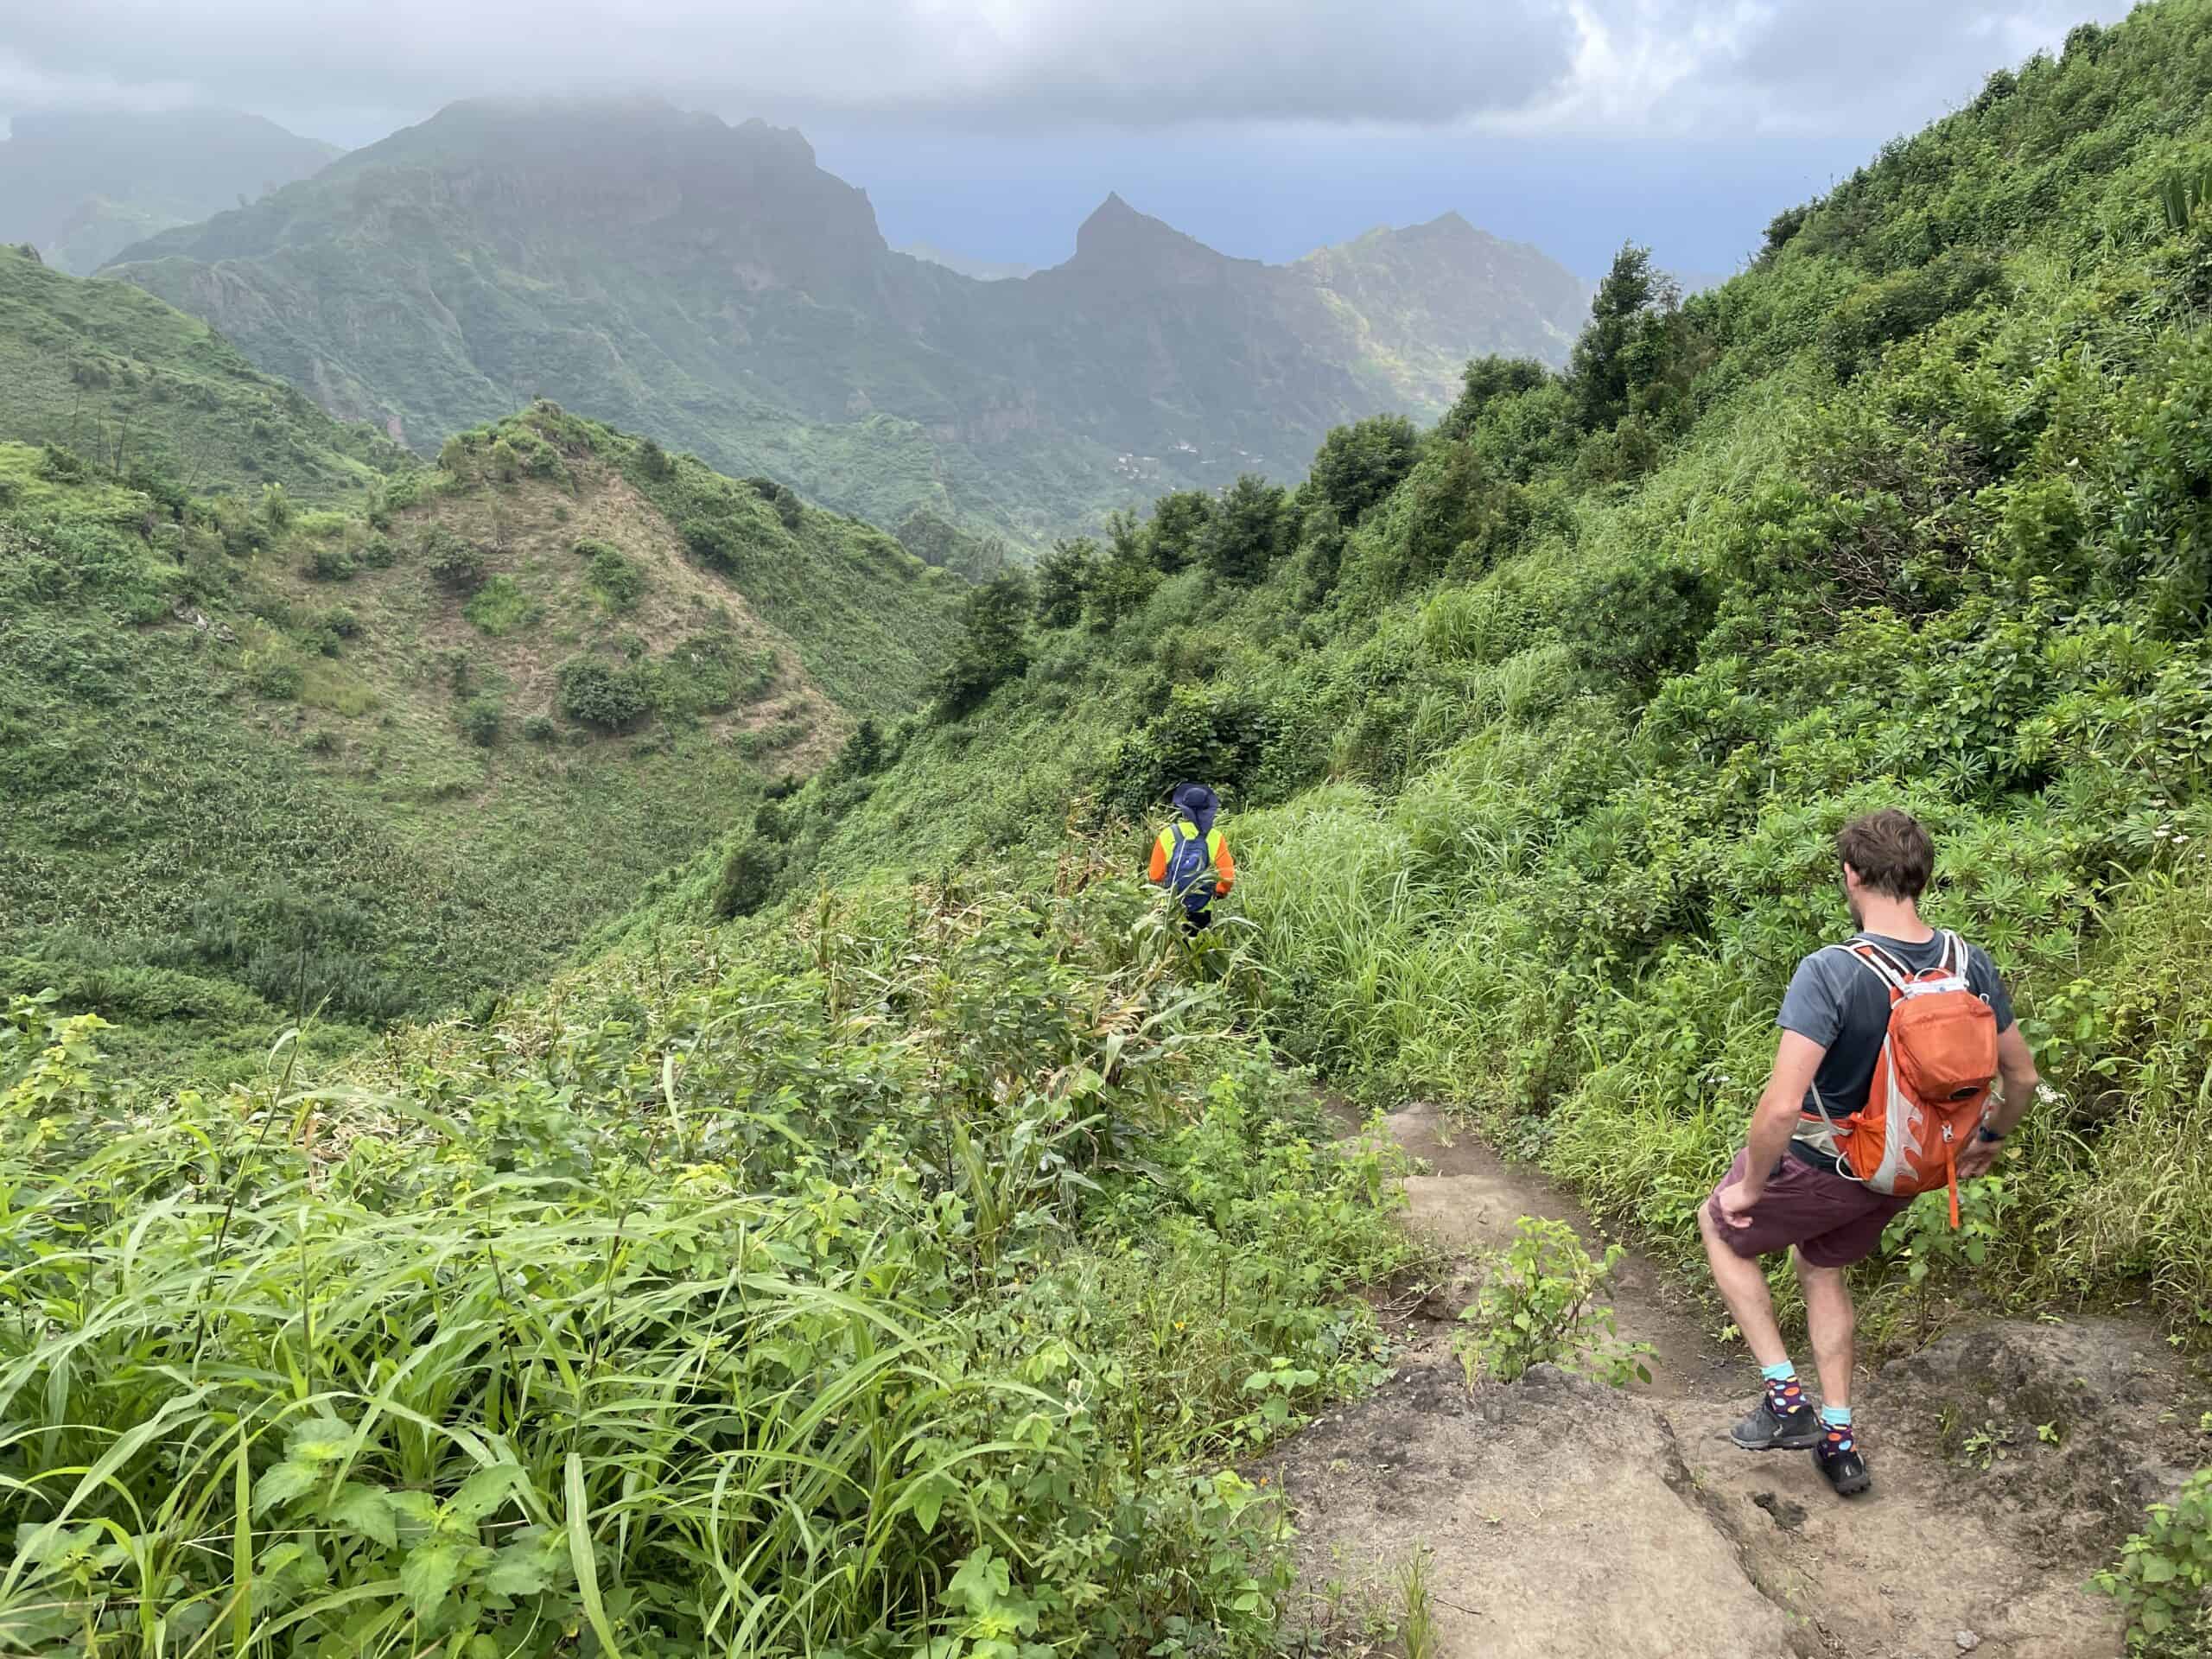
left=1955, top=1136, right=2002, bottom=1182
left=1714, top=1179, right=1764, bottom=1230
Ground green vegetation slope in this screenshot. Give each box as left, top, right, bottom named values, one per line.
left=14, top=9, right=2212, bottom=1656
left=104, top=99, right=1587, bottom=548
left=0, top=108, right=339, bottom=274
left=631, top=0, right=2212, bottom=1341
left=0, top=245, right=406, bottom=503
left=0, top=400, right=961, bottom=1075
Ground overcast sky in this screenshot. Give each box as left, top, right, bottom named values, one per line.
left=0, top=0, right=2140, bottom=279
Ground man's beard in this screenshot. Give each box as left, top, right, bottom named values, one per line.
left=1846, top=891, right=1864, bottom=929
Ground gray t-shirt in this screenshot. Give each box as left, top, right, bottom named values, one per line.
left=1778, top=931, right=2016, bottom=1128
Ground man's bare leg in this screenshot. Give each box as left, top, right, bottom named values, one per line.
left=1796, top=1255, right=1855, bottom=1411
left=1699, top=1204, right=1789, bottom=1369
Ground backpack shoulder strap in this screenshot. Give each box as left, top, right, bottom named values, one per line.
left=1822, top=936, right=1910, bottom=995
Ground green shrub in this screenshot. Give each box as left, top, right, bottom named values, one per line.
left=1309, top=415, right=1420, bottom=524
left=709, top=838, right=781, bottom=919
left=422, top=525, right=486, bottom=592
left=2094, top=1469, right=2212, bottom=1655
left=460, top=696, right=504, bottom=747
left=37, top=443, right=87, bottom=484
left=323, top=606, right=361, bottom=639
left=248, top=657, right=302, bottom=700
left=304, top=543, right=357, bottom=582
left=1452, top=1217, right=1653, bottom=1389
left=682, top=515, right=743, bottom=572
left=556, top=656, right=651, bottom=731
left=579, top=540, right=646, bottom=611
left=522, top=713, right=558, bottom=743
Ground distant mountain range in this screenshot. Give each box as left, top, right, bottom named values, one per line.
left=0, top=109, right=340, bottom=275
left=97, top=98, right=1589, bottom=545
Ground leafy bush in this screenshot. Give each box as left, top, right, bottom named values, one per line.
left=2095, top=1469, right=2212, bottom=1655
left=304, top=543, right=357, bottom=582
left=682, top=514, right=743, bottom=572
left=933, top=573, right=1033, bottom=719
left=1452, top=1217, right=1653, bottom=1389
left=1308, top=415, right=1420, bottom=524
left=460, top=696, right=504, bottom=747
left=578, top=538, right=646, bottom=611
left=422, top=524, right=486, bottom=592
left=709, top=837, right=781, bottom=918
left=247, top=656, right=302, bottom=700
left=522, top=713, right=558, bottom=743
left=36, top=443, right=87, bottom=484
left=1202, top=475, right=1289, bottom=584
left=556, top=656, right=651, bottom=731
left=745, top=475, right=804, bottom=530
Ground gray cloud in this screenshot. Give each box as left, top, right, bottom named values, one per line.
left=2, top=0, right=1579, bottom=128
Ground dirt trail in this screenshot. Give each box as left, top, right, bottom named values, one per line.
left=1265, top=1102, right=2205, bottom=1659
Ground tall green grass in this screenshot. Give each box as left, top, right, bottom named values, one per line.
left=0, top=873, right=1410, bottom=1656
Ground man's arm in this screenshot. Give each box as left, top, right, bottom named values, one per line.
left=1213, top=839, right=1236, bottom=895
left=1957, top=1022, right=2039, bottom=1179
left=1986, top=1023, right=2039, bottom=1135
left=1147, top=835, right=1167, bottom=885
left=1715, top=1031, right=1827, bottom=1225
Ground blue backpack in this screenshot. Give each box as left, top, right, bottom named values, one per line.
left=1163, top=824, right=1215, bottom=918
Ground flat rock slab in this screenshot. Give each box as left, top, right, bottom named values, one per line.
left=1262, top=1357, right=1796, bottom=1659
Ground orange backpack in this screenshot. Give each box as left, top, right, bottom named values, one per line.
left=1810, top=932, right=1999, bottom=1227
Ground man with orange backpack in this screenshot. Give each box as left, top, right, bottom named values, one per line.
left=1698, top=810, right=2041, bottom=1497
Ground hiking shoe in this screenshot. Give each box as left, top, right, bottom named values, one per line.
left=1815, top=1426, right=1872, bottom=1497
left=1730, top=1396, right=1822, bottom=1451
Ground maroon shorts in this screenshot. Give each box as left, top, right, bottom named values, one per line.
left=1704, top=1148, right=1910, bottom=1269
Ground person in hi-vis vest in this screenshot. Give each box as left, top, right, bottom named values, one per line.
left=1147, top=781, right=1236, bottom=931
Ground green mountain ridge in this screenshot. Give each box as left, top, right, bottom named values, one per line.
left=0, top=108, right=340, bottom=275
left=0, top=392, right=962, bottom=1076
left=0, top=244, right=407, bottom=502
left=101, top=98, right=1589, bottom=548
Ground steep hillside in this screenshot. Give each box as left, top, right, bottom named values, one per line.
left=625, top=0, right=2212, bottom=1347
left=0, top=108, right=339, bottom=274
left=0, top=401, right=961, bottom=1074
left=103, top=98, right=1587, bottom=545
left=0, top=244, right=406, bottom=503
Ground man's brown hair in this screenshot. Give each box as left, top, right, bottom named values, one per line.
left=1836, top=809, right=1935, bottom=900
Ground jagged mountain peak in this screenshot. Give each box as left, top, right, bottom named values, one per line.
left=1066, top=192, right=1236, bottom=281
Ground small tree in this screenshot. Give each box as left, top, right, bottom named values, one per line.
left=460, top=697, right=504, bottom=747
left=1033, top=537, right=1100, bottom=628
left=1146, top=491, right=1213, bottom=573
left=1567, top=244, right=1682, bottom=434
left=1439, top=357, right=1551, bottom=441
left=710, top=840, right=781, bottom=920
left=1308, top=415, right=1419, bottom=524
left=933, top=573, right=1033, bottom=719
left=1201, top=475, right=1288, bottom=585
left=423, top=525, right=486, bottom=593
